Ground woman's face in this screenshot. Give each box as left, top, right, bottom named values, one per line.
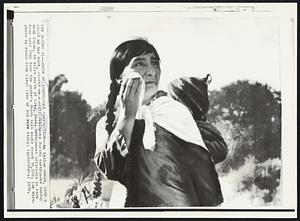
left=122, top=52, right=161, bottom=103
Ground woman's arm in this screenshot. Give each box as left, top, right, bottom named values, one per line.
left=94, top=76, right=142, bottom=179
left=94, top=118, right=127, bottom=180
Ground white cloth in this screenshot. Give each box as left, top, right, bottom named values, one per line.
left=118, top=72, right=208, bottom=151
left=143, top=96, right=207, bottom=151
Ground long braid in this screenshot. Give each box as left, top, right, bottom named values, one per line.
left=105, top=80, right=120, bottom=135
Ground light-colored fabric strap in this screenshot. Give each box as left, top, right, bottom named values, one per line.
left=140, top=96, right=208, bottom=151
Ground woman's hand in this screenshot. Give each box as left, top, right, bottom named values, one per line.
left=119, top=77, right=142, bottom=119
left=116, top=76, right=142, bottom=147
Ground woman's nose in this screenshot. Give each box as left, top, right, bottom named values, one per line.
left=145, top=65, right=156, bottom=76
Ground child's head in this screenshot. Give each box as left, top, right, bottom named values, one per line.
left=168, top=74, right=211, bottom=121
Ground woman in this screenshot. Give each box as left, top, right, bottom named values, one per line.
left=94, top=39, right=223, bottom=207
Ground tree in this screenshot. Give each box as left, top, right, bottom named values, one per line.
left=49, top=74, right=93, bottom=177
left=207, top=80, right=281, bottom=171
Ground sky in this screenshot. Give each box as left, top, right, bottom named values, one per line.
left=46, top=12, right=281, bottom=108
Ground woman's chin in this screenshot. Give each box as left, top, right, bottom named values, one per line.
left=143, top=89, right=158, bottom=104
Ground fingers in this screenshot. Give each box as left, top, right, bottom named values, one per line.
left=120, top=77, right=142, bottom=108
left=135, top=79, right=142, bottom=94
left=120, top=78, right=129, bottom=97
left=119, top=77, right=142, bottom=118
left=126, top=78, right=140, bottom=94
left=130, top=78, right=140, bottom=95
left=119, top=79, right=127, bottom=101
left=123, top=78, right=133, bottom=99
left=121, top=78, right=131, bottom=100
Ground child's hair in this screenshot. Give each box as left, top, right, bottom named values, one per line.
left=105, top=38, right=160, bottom=135
left=167, top=74, right=211, bottom=121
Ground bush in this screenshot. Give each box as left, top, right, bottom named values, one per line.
left=220, top=156, right=281, bottom=206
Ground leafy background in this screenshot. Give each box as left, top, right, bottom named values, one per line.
left=49, top=74, right=281, bottom=208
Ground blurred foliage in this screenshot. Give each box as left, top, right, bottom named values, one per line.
left=208, top=80, right=281, bottom=173
left=49, top=74, right=105, bottom=178
left=219, top=156, right=281, bottom=206
left=237, top=156, right=281, bottom=203
left=207, top=80, right=281, bottom=205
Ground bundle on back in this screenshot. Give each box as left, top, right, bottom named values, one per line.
left=167, top=74, right=228, bottom=164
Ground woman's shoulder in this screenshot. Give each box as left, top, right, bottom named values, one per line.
left=153, top=90, right=168, bottom=100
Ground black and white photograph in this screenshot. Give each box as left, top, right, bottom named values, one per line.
left=4, top=2, right=297, bottom=218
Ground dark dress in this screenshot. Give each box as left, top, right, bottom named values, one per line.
left=96, top=120, right=224, bottom=207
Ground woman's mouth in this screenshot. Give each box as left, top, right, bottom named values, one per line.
left=145, top=81, right=156, bottom=84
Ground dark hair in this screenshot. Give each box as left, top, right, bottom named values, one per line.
left=168, top=75, right=211, bottom=122
left=105, top=38, right=160, bottom=134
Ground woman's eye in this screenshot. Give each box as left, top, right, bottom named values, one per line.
left=134, top=62, right=145, bottom=67
left=152, top=61, right=160, bottom=68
